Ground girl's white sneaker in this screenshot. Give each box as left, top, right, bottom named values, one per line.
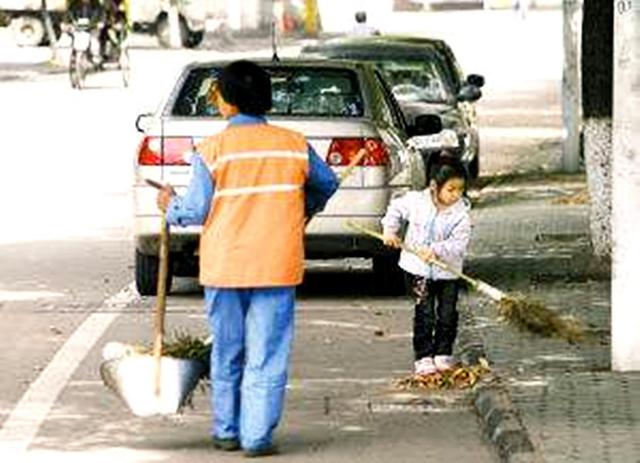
left=414, top=357, right=437, bottom=376
left=434, top=355, right=457, bottom=371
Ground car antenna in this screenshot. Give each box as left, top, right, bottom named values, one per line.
left=271, top=15, right=280, bottom=62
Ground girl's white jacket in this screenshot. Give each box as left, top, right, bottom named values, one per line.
left=381, top=189, right=472, bottom=280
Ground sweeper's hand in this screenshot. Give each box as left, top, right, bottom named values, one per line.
left=416, top=247, right=435, bottom=262
left=382, top=231, right=402, bottom=248
left=156, top=184, right=176, bottom=212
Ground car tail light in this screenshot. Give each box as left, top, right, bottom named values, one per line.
left=326, top=138, right=389, bottom=167
left=137, top=136, right=193, bottom=165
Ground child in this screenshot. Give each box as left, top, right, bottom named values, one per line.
left=381, top=158, right=471, bottom=376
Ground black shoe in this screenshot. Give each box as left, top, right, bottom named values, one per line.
left=244, top=445, right=278, bottom=458
left=212, top=436, right=240, bottom=451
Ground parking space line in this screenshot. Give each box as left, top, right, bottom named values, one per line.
left=0, top=283, right=137, bottom=456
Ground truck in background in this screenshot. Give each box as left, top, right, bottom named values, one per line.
left=0, top=0, right=210, bottom=48
left=1, top=0, right=65, bottom=46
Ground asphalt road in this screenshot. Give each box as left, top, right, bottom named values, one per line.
left=0, top=8, right=563, bottom=461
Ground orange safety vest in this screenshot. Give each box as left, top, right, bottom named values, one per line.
left=197, top=123, right=310, bottom=287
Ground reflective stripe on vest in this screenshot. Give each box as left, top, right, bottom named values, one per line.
left=208, top=150, right=309, bottom=172
left=214, top=183, right=303, bottom=198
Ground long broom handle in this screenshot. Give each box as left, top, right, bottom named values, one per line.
left=345, top=221, right=506, bottom=302
left=337, top=147, right=368, bottom=183
left=305, top=148, right=368, bottom=226
left=153, top=214, right=170, bottom=396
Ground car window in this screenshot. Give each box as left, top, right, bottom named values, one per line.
left=378, top=59, right=451, bottom=104
left=374, top=70, right=407, bottom=132
left=171, top=66, right=364, bottom=118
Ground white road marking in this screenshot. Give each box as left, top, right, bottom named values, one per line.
left=298, top=319, right=383, bottom=331
left=0, top=290, right=63, bottom=302
left=0, top=283, right=137, bottom=457
left=480, top=108, right=561, bottom=117
left=480, top=127, right=564, bottom=139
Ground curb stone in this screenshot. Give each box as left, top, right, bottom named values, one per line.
left=457, top=311, right=542, bottom=463
left=472, top=382, right=538, bottom=463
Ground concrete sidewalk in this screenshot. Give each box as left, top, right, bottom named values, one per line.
left=460, top=173, right=640, bottom=462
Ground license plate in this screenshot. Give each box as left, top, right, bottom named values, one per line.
left=73, top=31, right=91, bottom=51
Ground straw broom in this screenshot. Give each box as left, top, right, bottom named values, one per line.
left=346, top=221, right=584, bottom=343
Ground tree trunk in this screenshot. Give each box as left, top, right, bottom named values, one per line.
left=561, top=0, right=582, bottom=172
left=581, top=0, right=613, bottom=258
left=582, top=118, right=612, bottom=257
left=611, top=0, right=640, bottom=371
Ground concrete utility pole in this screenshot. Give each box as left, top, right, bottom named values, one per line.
left=612, top=0, right=640, bottom=372
left=41, top=0, right=59, bottom=63
left=168, top=0, right=182, bottom=48
left=561, top=0, right=582, bottom=172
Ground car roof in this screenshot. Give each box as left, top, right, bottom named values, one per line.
left=302, top=35, right=448, bottom=54
left=301, top=39, right=449, bottom=63
left=180, top=57, right=375, bottom=74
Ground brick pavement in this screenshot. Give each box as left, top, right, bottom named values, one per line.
left=460, top=174, right=640, bottom=462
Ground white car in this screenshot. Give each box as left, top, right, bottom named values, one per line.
left=133, top=58, right=441, bottom=296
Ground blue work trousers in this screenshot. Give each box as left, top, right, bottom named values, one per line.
left=204, top=286, right=295, bottom=451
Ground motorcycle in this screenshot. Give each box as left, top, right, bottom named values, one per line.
left=68, top=17, right=129, bottom=89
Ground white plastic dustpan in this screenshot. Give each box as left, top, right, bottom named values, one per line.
left=100, top=354, right=206, bottom=417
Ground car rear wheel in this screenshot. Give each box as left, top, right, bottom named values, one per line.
left=135, top=250, right=173, bottom=296
left=372, top=253, right=405, bottom=296
left=467, top=155, right=479, bottom=180
left=10, top=16, right=45, bottom=47
left=186, top=30, right=204, bottom=48
left=156, top=16, right=188, bottom=48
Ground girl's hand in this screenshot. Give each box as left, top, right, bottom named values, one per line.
left=417, top=247, right=436, bottom=262
left=382, top=232, right=402, bottom=248
left=156, top=184, right=176, bottom=212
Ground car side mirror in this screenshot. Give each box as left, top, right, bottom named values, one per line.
left=135, top=113, right=153, bottom=133
left=408, top=114, right=442, bottom=137
left=466, top=74, right=485, bottom=88
left=457, top=85, right=482, bottom=103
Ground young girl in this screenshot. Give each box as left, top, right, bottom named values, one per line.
left=381, top=158, right=471, bottom=376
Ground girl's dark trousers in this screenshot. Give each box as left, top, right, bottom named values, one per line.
left=406, top=273, right=460, bottom=360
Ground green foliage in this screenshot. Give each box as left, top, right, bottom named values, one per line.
left=161, top=330, right=211, bottom=360
left=136, top=330, right=211, bottom=361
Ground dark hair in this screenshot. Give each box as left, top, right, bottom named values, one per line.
left=219, top=60, right=272, bottom=115
left=355, top=11, right=367, bottom=23
left=429, top=156, right=468, bottom=189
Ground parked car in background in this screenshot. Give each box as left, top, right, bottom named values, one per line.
left=301, top=36, right=485, bottom=178
left=133, top=59, right=441, bottom=296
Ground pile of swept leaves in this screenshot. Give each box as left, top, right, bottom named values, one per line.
left=394, top=359, right=490, bottom=391
left=551, top=188, right=589, bottom=205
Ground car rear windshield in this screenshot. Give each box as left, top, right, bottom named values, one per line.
left=304, top=47, right=453, bottom=103
left=171, top=66, right=364, bottom=118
